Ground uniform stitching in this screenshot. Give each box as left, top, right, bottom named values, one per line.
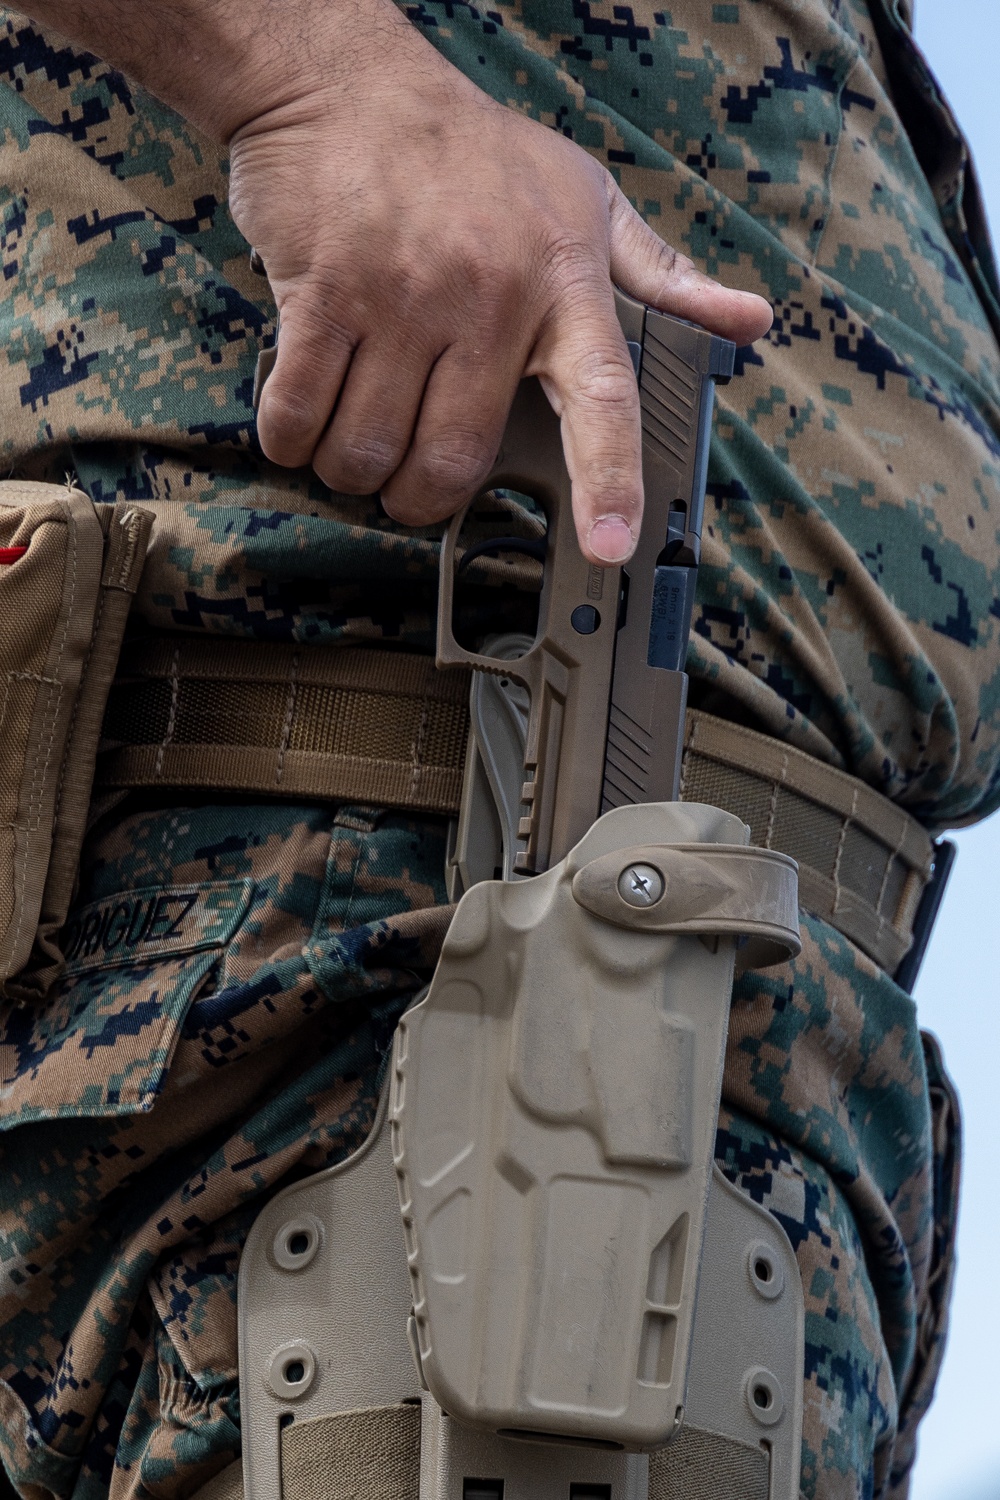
left=876, top=813, right=909, bottom=922
left=831, top=786, right=858, bottom=916
left=679, top=716, right=697, bottom=798
left=275, top=653, right=299, bottom=786
left=51, top=575, right=107, bottom=836
left=765, top=750, right=788, bottom=847
left=114, top=508, right=142, bottom=589
left=809, top=37, right=857, bottom=268
left=154, top=647, right=181, bottom=780
left=765, top=778, right=780, bottom=848
left=0, top=675, right=64, bottom=829
left=409, top=696, right=430, bottom=801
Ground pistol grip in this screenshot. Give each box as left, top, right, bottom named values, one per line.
left=436, top=376, right=618, bottom=873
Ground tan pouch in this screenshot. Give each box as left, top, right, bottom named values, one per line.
left=0, top=481, right=152, bottom=1002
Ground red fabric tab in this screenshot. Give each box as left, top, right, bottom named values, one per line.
left=0, top=546, right=27, bottom=564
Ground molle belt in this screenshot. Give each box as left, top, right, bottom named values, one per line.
left=98, top=636, right=473, bottom=816
left=95, top=636, right=935, bottom=980
left=680, top=709, right=934, bottom=977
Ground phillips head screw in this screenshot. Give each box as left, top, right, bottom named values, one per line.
left=617, top=863, right=665, bottom=907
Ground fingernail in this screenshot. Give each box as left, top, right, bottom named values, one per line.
left=589, top=514, right=635, bottom=563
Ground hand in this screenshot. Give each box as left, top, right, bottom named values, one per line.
left=20, top=0, right=771, bottom=562
left=228, top=1, right=772, bottom=564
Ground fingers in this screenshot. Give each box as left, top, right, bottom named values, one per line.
left=606, top=178, right=774, bottom=345
left=255, top=295, right=357, bottom=468
left=248, top=112, right=773, bottom=561
left=528, top=278, right=643, bottom=566
left=261, top=298, right=523, bottom=517
left=381, top=341, right=522, bottom=526
left=310, top=334, right=431, bottom=495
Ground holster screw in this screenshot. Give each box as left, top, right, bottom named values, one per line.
left=618, top=863, right=665, bottom=906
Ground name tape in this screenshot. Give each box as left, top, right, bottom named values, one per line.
left=62, top=880, right=254, bottom=974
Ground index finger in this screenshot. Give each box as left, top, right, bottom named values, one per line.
left=527, top=284, right=643, bottom=566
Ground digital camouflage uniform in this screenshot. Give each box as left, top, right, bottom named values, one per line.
left=0, top=1, right=995, bottom=1498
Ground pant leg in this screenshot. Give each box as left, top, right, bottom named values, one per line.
left=0, top=800, right=452, bottom=1500
left=720, top=918, right=961, bottom=1498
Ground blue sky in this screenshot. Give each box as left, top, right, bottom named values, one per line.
left=891, top=5, right=999, bottom=1499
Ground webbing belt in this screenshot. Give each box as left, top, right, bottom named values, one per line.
left=97, top=639, right=933, bottom=974
left=99, top=638, right=472, bottom=816
left=189, top=1407, right=768, bottom=1500
left=681, top=709, right=933, bottom=974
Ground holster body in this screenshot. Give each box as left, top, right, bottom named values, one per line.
left=393, top=800, right=798, bottom=1447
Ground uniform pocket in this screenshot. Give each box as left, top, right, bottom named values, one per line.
left=0, top=879, right=253, bottom=1127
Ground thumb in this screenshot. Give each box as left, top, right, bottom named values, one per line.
left=606, top=177, right=773, bottom=345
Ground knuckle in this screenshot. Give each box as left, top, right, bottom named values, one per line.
left=534, top=249, right=618, bottom=328
left=257, top=383, right=327, bottom=464
left=540, top=231, right=603, bottom=288
left=425, top=234, right=519, bottom=324
left=282, top=296, right=358, bottom=361
left=417, top=428, right=495, bottom=496
left=325, top=429, right=403, bottom=491
left=257, top=310, right=357, bottom=465
left=381, top=264, right=436, bottom=332
left=458, top=242, right=518, bottom=306
left=453, top=238, right=497, bottom=291
left=571, top=348, right=639, bottom=410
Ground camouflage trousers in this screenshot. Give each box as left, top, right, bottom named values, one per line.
left=0, top=797, right=961, bottom=1500
left=0, top=1, right=996, bottom=1499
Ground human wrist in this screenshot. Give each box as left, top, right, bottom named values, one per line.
left=17, top=0, right=414, bottom=144
left=169, top=0, right=392, bottom=144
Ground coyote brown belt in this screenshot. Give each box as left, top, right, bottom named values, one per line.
left=97, top=638, right=934, bottom=976
left=99, top=637, right=472, bottom=817
left=679, top=710, right=932, bottom=976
